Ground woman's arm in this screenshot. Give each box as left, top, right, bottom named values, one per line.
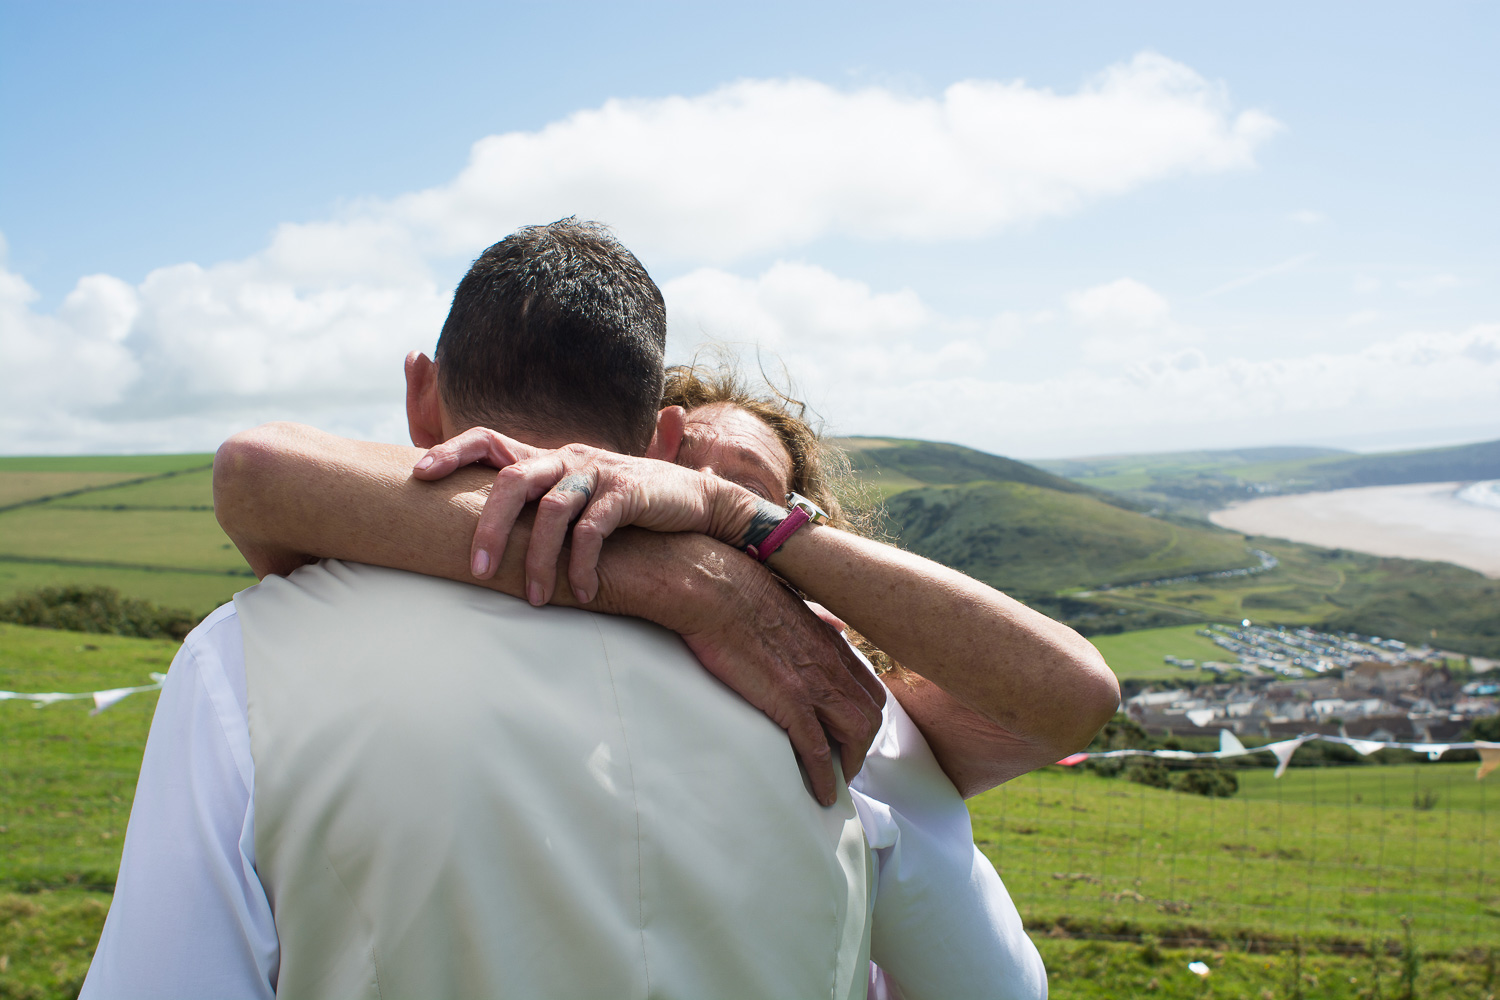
left=411, top=430, right=1121, bottom=795
left=212, top=422, right=885, bottom=806
left=770, top=525, right=1117, bottom=794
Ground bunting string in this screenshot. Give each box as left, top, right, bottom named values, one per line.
left=6, top=675, right=1499, bottom=779
left=1057, top=729, right=1500, bottom=780
left=0, top=673, right=166, bottom=715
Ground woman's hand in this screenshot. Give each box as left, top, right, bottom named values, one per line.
left=413, top=427, right=764, bottom=605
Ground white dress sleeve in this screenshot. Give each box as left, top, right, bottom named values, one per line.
left=80, top=603, right=278, bottom=1000
left=851, top=687, right=1047, bottom=1000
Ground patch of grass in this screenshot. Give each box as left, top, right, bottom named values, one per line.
left=1087, top=624, right=1235, bottom=682
left=45, top=468, right=214, bottom=509
left=0, top=455, right=213, bottom=475
left=1237, top=762, right=1495, bottom=812
left=0, top=507, right=247, bottom=573
left=0, top=624, right=167, bottom=892
left=1034, top=936, right=1496, bottom=999
left=971, top=765, right=1498, bottom=957
left=0, top=889, right=109, bottom=1000
left=0, top=474, right=144, bottom=509
left=0, top=561, right=246, bottom=619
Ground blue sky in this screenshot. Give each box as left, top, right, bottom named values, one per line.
left=2, top=1, right=1496, bottom=458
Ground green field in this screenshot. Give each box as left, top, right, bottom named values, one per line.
left=1085, top=537, right=1500, bottom=656
left=973, top=763, right=1498, bottom=956
left=1087, top=624, right=1235, bottom=682
left=46, top=468, right=214, bottom=509
left=3, top=621, right=1498, bottom=997
left=0, top=455, right=214, bottom=475
left=0, top=474, right=145, bottom=509
left=0, top=457, right=249, bottom=619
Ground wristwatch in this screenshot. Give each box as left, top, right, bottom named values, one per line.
left=746, top=492, right=828, bottom=562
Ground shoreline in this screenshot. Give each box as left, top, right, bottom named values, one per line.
left=1209, top=481, right=1500, bottom=578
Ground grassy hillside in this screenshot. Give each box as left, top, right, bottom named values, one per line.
left=0, top=456, right=249, bottom=617
left=1035, top=439, right=1500, bottom=514
left=1036, top=446, right=1347, bottom=494
left=1083, top=536, right=1500, bottom=656
left=840, top=436, right=1107, bottom=499
left=882, top=481, right=1256, bottom=594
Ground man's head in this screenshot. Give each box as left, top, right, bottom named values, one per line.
left=410, top=218, right=667, bottom=455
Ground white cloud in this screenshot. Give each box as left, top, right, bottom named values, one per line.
left=1068, top=278, right=1172, bottom=329
left=1345, top=309, right=1381, bottom=328
left=663, top=263, right=969, bottom=392
left=822, top=323, right=1500, bottom=458
left=1066, top=278, right=1196, bottom=364
left=1289, top=209, right=1326, bottom=224
left=0, top=226, right=448, bottom=453
left=660, top=263, right=1500, bottom=459
left=1352, top=273, right=1380, bottom=294
left=390, top=53, right=1279, bottom=263
left=1397, top=273, right=1462, bottom=295
left=0, top=56, right=1282, bottom=454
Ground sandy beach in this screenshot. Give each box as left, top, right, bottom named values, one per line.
left=1210, top=482, right=1500, bottom=578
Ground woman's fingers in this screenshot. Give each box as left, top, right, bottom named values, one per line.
left=567, top=497, right=632, bottom=604
left=525, top=472, right=598, bottom=604
left=470, top=455, right=568, bottom=579
left=413, top=427, right=533, bottom=480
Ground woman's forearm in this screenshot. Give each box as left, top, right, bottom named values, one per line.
left=211, top=423, right=887, bottom=802
left=765, top=523, right=1120, bottom=789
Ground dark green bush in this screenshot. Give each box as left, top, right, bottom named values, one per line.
left=0, top=586, right=200, bottom=640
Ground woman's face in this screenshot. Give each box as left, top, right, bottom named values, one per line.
left=676, top=403, right=793, bottom=503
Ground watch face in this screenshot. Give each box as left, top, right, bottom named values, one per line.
left=786, top=492, right=829, bottom=524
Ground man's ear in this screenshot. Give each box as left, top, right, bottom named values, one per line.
left=405, top=351, right=445, bottom=448
left=646, top=405, right=688, bottom=462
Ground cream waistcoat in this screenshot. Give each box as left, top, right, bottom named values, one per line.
left=237, top=561, right=871, bottom=1000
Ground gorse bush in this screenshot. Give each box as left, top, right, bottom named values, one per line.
left=0, top=585, right=201, bottom=640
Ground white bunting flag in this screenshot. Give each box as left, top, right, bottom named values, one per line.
left=1266, top=738, right=1307, bottom=778
left=1217, top=729, right=1247, bottom=757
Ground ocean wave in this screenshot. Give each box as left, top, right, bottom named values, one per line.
left=1457, top=480, right=1500, bottom=511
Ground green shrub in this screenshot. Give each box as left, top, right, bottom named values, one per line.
left=0, top=585, right=200, bottom=640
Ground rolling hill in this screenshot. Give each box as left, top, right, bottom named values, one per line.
left=839, top=437, right=1499, bottom=656
left=1034, top=439, right=1500, bottom=514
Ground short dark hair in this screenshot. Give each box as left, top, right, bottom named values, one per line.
left=434, top=218, right=666, bottom=455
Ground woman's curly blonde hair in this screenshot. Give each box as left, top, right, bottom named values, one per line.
left=661, top=361, right=879, bottom=537
left=661, top=359, right=899, bottom=676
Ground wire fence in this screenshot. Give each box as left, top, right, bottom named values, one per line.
left=976, top=760, right=1497, bottom=958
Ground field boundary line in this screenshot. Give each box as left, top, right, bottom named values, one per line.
left=0, top=554, right=253, bottom=578
left=0, top=464, right=213, bottom=514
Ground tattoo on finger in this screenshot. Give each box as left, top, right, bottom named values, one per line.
left=555, top=474, right=593, bottom=521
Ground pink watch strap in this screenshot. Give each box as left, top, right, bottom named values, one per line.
left=745, top=505, right=811, bottom=563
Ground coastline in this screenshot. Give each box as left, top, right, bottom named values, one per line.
left=1209, top=481, right=1500, bottom=578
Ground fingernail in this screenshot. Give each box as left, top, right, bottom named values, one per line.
left=414, top=455, right=434, bottom=472
left=471, top=550, right=489, bottom=577
left=528, top=580, right=544, bottom=606
left=574, top=587, right=590, bottom=605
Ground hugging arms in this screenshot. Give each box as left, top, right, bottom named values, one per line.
left=215, top=371, right=1119, bottom=797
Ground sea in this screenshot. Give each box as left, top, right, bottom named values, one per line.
left=1457, top=480, right=1500, bottom=511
